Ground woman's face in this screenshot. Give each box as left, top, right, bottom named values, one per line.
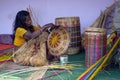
left=25, top=15, right=32, bottom=27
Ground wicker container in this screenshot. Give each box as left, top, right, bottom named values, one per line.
left=55, top=17, right=81, bottom=55
left=47, top=26, right=70, bottom=56
left=84, top=27, right=107, bottom=68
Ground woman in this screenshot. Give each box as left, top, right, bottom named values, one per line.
left=12, top=10, right=56, bottom=66
left=13, top=10, right=54, bottom=47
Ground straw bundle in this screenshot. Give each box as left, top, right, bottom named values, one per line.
left=90, top=2, right=116, bottom=35
left=91, top=2, right=115, bottom=28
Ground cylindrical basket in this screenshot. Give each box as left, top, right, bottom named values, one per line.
left=84, top=27, right=107, bottom=68
left=55, top=17, right=81, bottom=55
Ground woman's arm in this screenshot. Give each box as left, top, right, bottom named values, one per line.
left=23, top=29, right=42, bottom=41
left=23, top=23, right=56, bottom=41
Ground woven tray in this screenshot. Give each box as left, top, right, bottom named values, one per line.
left=47, top=26, right=70, bottom=56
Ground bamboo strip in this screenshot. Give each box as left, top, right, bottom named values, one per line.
left=98, top=12, right=105, bottom=28
left=101, top=3, right=115, bottom=28
left=107, top=32, right=116, bottom=45
left=90, top=12, right=103, bottom=27
left=37, top=69, right=67, bottom=80
left=24, top=66, right=48, bottom=80
left=0, top=66, right=47, bottom=76
left=90, top=2, right=115, bottom=28
left=76, top=56, right=104, bottom=80
left=27, top=5, right=39, bottom=26
left=83, top=61, right=103, bottom=80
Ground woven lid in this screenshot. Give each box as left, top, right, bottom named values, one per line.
left=47, top=26, right=70, bottom=56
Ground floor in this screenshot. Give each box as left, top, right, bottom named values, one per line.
left=43, top=52, right=120, bottom=80
left=0, top=51, right=120, bottom=80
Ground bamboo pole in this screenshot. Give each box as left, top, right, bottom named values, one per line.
left=27, top=5, right=40, bottom=27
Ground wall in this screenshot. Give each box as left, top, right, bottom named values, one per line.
left=0, top=0, right=114, bottom=34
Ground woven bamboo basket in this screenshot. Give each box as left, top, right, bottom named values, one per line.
left=47, top=26, right=70, bottom=56
left=84, top=27, right=107, bottom=68
left=12, top=32, right=48, bottom=66
left=55, top=17, right=81, bottom=55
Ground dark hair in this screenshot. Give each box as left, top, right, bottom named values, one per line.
left=13, top=10, right=34, bottom=41
left=13, top=10, right=29, bottom=32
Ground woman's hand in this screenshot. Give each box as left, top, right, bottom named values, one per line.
left=42, top=23, right=54, bottom=31
left=42, top=23, right=59, bottom=32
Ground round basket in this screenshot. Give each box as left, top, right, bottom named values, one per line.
left=47, top=26, right=70, bottom=56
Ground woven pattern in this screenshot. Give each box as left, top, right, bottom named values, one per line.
left=47, top=26, right=70, bottom=56
left=55, top=17, right=81, bottom=55
left=84, top=28, right=107, bottom=68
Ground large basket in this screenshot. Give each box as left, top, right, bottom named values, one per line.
left=12, top=32, right=48, bottom=66
left=47, top=26, right=70, bottom=56
left=55, top=17, right=81, bottom=55
left=84, top=27, right=107, bottom=68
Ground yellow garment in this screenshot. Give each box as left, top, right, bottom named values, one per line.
left=14, top=26, right=39, bottom=46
